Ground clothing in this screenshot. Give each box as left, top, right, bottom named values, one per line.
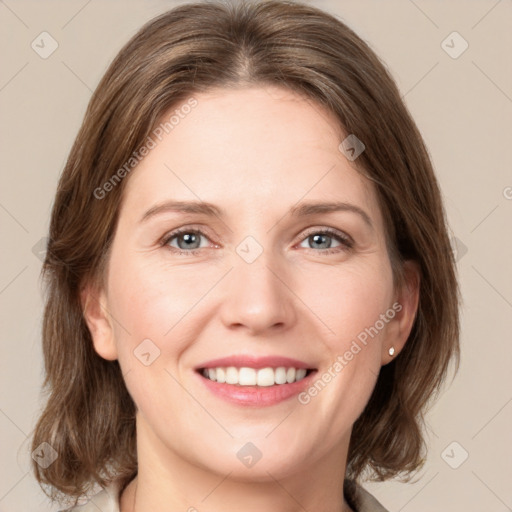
left=344, top=479, right=389, bottom=511
left=60, top=478, right=389, bottom=512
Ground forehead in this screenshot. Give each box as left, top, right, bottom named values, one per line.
left=121, top=85, right=382, bottom=227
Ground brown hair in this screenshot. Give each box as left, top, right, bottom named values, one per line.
left=32, top=0, right=461, bottom=504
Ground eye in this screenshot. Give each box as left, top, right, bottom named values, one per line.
left=161, top=226, right=353, bottom=256
left=161, top=227, right=213, bottom=256
left=297, top=227, right=354, bottom=255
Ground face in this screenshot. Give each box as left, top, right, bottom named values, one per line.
left=84, top=85, right=418, bottom=482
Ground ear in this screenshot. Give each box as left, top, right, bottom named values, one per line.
left=381, top=260, right=420, bottom=365
left=80, top=281, right=118, bottom=361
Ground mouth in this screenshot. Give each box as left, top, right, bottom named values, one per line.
left=194, top=355, right=318, bottom=406
left=197, top=366, right=315, bottom=386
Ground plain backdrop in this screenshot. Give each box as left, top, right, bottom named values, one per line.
left=1, top=0, right=511, bottom=511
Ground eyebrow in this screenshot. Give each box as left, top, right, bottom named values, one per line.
left=140, top=200, right=373, bottom=229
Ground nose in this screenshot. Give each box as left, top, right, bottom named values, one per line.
left=219, top=253, right=297, bottom=336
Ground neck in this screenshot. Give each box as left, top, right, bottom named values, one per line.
left=121, top=414, right=354, bottom=512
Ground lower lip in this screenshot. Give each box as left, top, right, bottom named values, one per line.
left=196, top=370, right=317, bottom=407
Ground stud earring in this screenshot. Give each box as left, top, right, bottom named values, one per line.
left=388, top=347, right=395, bottom=357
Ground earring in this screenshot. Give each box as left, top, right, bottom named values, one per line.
left=388, top=347, right=395, bottom=357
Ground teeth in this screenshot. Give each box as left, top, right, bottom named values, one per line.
left=226, top=366, right=238, bottom=384
left=275, top=367, right=287, bottom=384
left=239, top=367, right=257, bottom=385
left=257, top=367, right=274, bottom=387
left=216, top=367, right=226, bottom=383
left=296, top=368, right=307, bottom=381
left=201, top=366, right=310, bottom=386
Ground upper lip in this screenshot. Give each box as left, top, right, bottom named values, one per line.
left=196, top=355, right=316, bottom=370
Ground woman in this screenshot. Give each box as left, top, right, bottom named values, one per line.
left=31, top=1, right=460, bottom=511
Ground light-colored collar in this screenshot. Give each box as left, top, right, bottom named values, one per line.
left=61, top=478, right=389, bottom=512
left=60, top=480, right=122, bottom=512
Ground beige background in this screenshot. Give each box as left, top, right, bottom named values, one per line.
left=1, top=0, right=511, bottom=510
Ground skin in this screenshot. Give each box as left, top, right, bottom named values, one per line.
left=82, top=85, right=420, bottom=512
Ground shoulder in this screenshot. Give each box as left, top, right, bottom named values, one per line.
left=58, top=481, right=122, bottom=512
left=344, top=479, right=390, bottom=512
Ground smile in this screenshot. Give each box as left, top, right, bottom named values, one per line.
left=194, top=355, right=318, bottom=406
left=200, top=366, right=312, bottom=386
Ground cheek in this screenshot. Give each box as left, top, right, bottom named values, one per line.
left=107, top=256, right=208, bottom=349
left=297, top=257, right=394, bottom=344
left=105, top=258, right=199, bottom=416
left=295, top=260, right=393, bottom=415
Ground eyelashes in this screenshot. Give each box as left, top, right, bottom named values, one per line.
left=298, top=227, right=354, bottom=252
left=160, top=225, right=354, bottom=257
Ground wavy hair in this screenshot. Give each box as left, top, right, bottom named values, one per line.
left=31, top=0, right=461, bottom=504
